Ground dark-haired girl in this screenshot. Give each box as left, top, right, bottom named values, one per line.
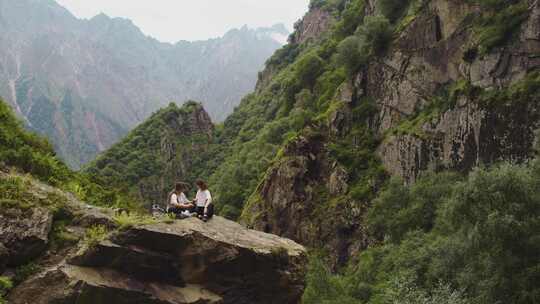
left=167, top=182, right=194, bottom=216
left=194, top=180, right=214, bottom=221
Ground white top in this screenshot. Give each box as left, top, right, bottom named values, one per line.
left=195, top=189, right=212, bottom=207
left=178, top=192, right=190, bottom=204
left=170, top=192, right=189, bottom=207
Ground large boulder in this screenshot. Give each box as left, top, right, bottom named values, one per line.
left=9, top=216, right=307, bottom=304
left=0, top=207, right=53, bottom=266
left=9, top=264, right=222, bottom=304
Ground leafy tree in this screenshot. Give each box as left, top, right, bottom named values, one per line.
left=333, top=0, right=367, bottom=38
left=356, top=15, right=394, bottom=56
left=377, top=0, right=410, bottom=22
left=336, top=36, right=367, bottom=77
left=302, top=255, right=358, bottom=304
left=295, top=53, right=326, bottom=89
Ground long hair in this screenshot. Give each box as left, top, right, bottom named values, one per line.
left=175, top=182, right=185, bottom=192
left=196, top=179, right=208, bottom=190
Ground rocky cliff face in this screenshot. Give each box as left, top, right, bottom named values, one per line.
left=85, top=102, right=215, bottom=206
left=240, top=0, right=540, bottom=266
left=372, top=0, right=540, bottom=182
left=290, top=7, right=334, bottom=44
left=0, top=0, right=288, bottom=168
left=0, top=172, right=306, bottom=304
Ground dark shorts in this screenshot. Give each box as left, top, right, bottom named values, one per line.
left=167, top=205, right=194, bottom=215
left=195, top=204, right=214, bottom=218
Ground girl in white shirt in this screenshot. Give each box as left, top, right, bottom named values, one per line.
left=194, top=180, right=214, bottom=221
left=167, top=183, right=194, bottom=215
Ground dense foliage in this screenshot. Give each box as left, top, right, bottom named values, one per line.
left=0, top=99, right=133, bottom=210
left=84, top=102, right=219, bottom=206
left=303, top=161, right=540, bottom=304
left=469, top=0, right=529, bottom=54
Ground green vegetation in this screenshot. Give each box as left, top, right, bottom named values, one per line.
left=13, top=263, right=39, bottom=285
left=332, top=0, right=366, bottom=39
left=377, top=0, right=411, bottom=22
left=478, top=71, right=540, bottom=107
left=49, top=220, right=80, bottom=251
left=85, top=102, right=217, bottom=207
left=83, top=225, right=110, bottom=248
left=0, top=100, right=69, bottom=184
left=336, top=36, right=366, bottom=77
left=470, top=0, right=529, bottom=54
left=303, top=160, right=540, bottom=303
left=208, top=0, right=394, bottom=219
left=0, top=175, right=71, bottom=216
left=336, top=15, right=393, bottom=77
left=295, top=52, right=326, bottom=88
left=356, top=16, right=393, bottom=56
left=113, top=212, right=157, bottom=230
left=0, top=98, right=135, bottom=211
left=0, top=276, right=12, bottom=304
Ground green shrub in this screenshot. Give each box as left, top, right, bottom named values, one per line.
left=302, top=254, right=358, bottom=304
left=336, top=36, right=367, bottom=77
left=368, top=172, right=462, bottom=243
left=473, top=2, right=528, bottom=54
left=113, top=212, right=156, bottom=231
left=83, top=225, right=109, bottom=248
left=333, top=0, right=367, bottom=38
left=266, top=44, right=301, bottom=69
left=356, top=15, right=394, bottom=56
left=0, top=276, right=12, bottom=304
left=377, top=0, right=411, bottom=22
left=381, top=275, right=469, bottom=304
left=49, top=220, right=79, bottom=251
left=0, top=176, right=33, bottom=210
left=295, top=53, right=326, bottom=88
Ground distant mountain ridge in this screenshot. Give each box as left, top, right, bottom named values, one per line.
left=0, top=0, right=288, bottom=168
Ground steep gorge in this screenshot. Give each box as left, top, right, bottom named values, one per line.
left=240, top=0, right=540, bottom=265
left=86, top=0, right=540, bottom=267
left=59, top=0, right=540, bottom=302
left=1, top=0, right=540, bottom=303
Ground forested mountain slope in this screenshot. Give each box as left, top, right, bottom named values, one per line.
left=85, top=102, right=218, bottom=206
left=213, top=0, right=540, bottom=259
left=0, top=0, right=287, bottom=168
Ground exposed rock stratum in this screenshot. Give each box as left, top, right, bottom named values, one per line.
left=7, top=206, right=306, bottom=304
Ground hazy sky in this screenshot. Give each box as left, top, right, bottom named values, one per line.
left=55, top=0, right=310, bottom=42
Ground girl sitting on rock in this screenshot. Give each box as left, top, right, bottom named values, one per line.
left=194, top=180, right=214, bottom=222
left=167, top=182, right=195, bottom=217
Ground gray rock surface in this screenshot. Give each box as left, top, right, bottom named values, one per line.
left=9, top=217, right=307, bottom=304
left=0, top=207, right=53, bottom=267
left=290, top=7, right=334, bottom=44
left=371, top=0, right=540, bottom=182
